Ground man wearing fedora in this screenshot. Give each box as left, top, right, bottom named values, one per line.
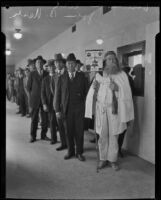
left=76, top=59, right=84, bottom=72
left=17, top=68, right=27, bottom=117
left=53, top=53, right=67, bottom=151
left=27, top=55, right=49, bottom=143
left=55, top=53, right=89, bottom=161
left=41, top=59, right=58, bottom=145
left=23, top=67, right=30, bottom=118
left=27, top=59, right=36, bottom=72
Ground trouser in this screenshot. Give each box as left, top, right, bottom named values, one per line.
left=48, top=109, right=57, bottom=142
left=118, top=129, right=126, bottom=152
left=24, top=93, right=29, bottom=114
left=30, top=104, right=48, bottom=139
left=98, top=109, right=119, bottom=162
left=66, top=104, right=85, bottom=155
left=56, top=117, right=67, bottom=147
left=19, top=92, right=26, bottom=115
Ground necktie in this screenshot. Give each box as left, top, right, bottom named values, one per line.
left=70, top=72, right=74, bottom=80
left=58, top=71, right=61, bottom=77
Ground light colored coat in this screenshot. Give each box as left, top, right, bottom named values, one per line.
left=85, top=71, right=134, bottom=135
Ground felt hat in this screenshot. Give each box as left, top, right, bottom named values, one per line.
left=54, top=53, right=65, bottom=63
left=76, top=59, right=83, bottom=66
left=46, top=59, right=55, bottom=67
left=27, top=59, right=35, bottom=66
left=35, top=55, right=46, bottom=65
left=66, top=53, right=77, bottom=62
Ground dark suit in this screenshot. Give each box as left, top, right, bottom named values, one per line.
left=41, top=75, right=57, bottom=142
left=53, top=71, right=67, bottom=147
left=55, top=71, right=89, bottom=155
left=27, top=70, right=48, bottom=140
left=17, top=77, right=26, bottom=115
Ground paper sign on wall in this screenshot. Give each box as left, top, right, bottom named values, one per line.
left=85, top=49, right=104, bottom=72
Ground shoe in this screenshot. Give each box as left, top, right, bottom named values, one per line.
left=41, top=136, right=51, bottom=141
left=64, top=153, right=75, bottom=160
left=98, top=161, right=108, bottom=169
left=26, top=114, right=31, bottom=118
left=16, top=111, right=21, bottom=114
left=30, top=138, right=36, bottom=143
left=111, top=162, right=120, bottom=171
left=76, top=154, right=86, bottom=161
left=56, top=145, right=67, bottom=151
left=21, top=114, right=25, bottom=117
left=50, top=140, right=57, bottom=145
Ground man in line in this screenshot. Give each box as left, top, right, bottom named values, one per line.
left=27, top=58, right=36, bottom=72
left=23, top=67, right=30, bottom=118
left=17, top=68, right=26, bottom=117
left=27, top=55, right=49, bottom=143
left=55, top=53, right=89, bottom=161
left=53, top=53, right=67, bottom=151
left=75, top=59, right=83, bottom=72
left=41, top=59, right=58, bottom=145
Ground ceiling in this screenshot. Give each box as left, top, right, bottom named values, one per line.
left=1, top=6, right=99, bottom=66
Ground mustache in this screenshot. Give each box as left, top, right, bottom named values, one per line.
left=104, top=64, right=121, bottom=75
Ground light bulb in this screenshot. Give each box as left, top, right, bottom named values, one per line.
left=14, top=32, right=22, bottom=39
left=96, top=39, right=103, bottom=45
left=6, top=49, right=11, bottom=56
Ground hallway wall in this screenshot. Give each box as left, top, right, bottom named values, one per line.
left=16, top=7, right=159, bottom=164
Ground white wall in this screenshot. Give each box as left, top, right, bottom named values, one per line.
left=16, top=7, right=159, bottom=164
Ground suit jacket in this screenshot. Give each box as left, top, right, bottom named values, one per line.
left=41, top=74, right=56, bottom=110
left=27, top=70, right=48, bottom=109
left=23, top=76, right=30, bottom=98
left=55, top=70, right=89, bottom=116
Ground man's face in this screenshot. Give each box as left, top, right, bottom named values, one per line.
left=55, top=60, right=64, bottom=71
left=76, top=63, right=81, bottom=71
left=66, top=61, right=76, bottom=73
left=35, top=59, right=43, bottom=71
left=29, top=64, right=35, bottom=71
left=48, top=65, right=56, bottom=74
left=25, top=70, right=30, bottom=77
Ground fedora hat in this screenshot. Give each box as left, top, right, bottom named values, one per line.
left=66, top=53, right=76, bottom=62
left=27, top=59, right=35, bottom=66
left=46, top=59, right=55, bottom=67
left=54, top=53, right=65, bottom=62
left=35, top=55, right=46, bottom=65
left=76, top=59, right=83, bottom=66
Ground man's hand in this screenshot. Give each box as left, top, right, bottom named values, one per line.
left=43, top=104, right=48, bottom=112
left=92, top=79, right=99, bottom=90
left=109, top=81, right=119, bottom=91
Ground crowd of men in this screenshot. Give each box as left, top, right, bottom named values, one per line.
left=6, top=52, right=128, bottom=163
left=6, top=53, right=92, bottom=161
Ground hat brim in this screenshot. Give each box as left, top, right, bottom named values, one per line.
left=66, top=59, right=76, bottom=62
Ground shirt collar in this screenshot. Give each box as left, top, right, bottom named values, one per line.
left=68, top=71, right=76, bottom=78
left=57, top=68, right=65, bottom=75
left=37, top=70, right=43, bottom=75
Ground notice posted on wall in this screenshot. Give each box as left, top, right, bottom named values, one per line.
left=85, top=49, right=104, bottom=72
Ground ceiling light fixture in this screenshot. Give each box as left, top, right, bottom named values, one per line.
left=6, top=49, right=11, bottom=56
left=14, top=28, right=22, bottom=39
left=96, top=38, right=104, bottom=45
